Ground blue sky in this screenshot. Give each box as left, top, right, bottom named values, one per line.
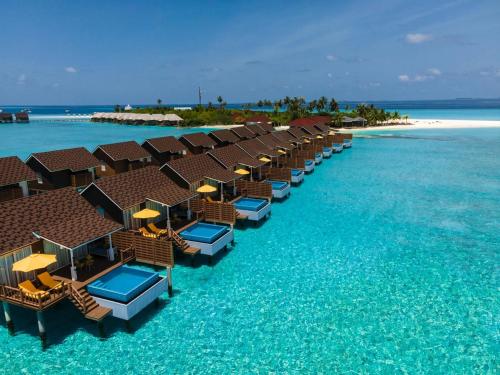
left=1, top=0, right=499, bottom=104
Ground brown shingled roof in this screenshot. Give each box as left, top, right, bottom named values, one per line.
left=29, top=147, right=99, bottom=172
left=142, top=136, right=187, bottom=154
left=297, top=124, right=322, bottom=136
left=287, top=127, right=310, bottom=140
left=87, top=166, right=195, bottom=209
left=179, top=132, right=216, bottom=148
left=257, top=123, right=274, bottom=133
left=272, top=130, right=299, bottom=144
left=0, top=188, right=122, bottom=254
left=231, top=126, right=257, bottom=140
left=208, top=145, right=265, bottom=169
left=0, top=156, right=36, bottom=187
left=236, top=139, right=280, bottom=158
left=245, top=125, right=267, bottom=136
left=162, top=153, right=239, bottom=184
left=208, top=129, right=240, bottom=144
left=95, top=141, right=151, bottom=161
left=256, top=134, right=295, bottom=150
left=245, top=114, right=271, bottom=124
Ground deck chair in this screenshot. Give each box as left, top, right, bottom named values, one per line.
left=37, top=272, right=63, bottom=291
left=138, top=227, right=158, bottom=239
left=148, top=223, right=168, bottom=236
left=206, top=196, right=222, bottom=203
left=18, top=280, right=50, bottom=299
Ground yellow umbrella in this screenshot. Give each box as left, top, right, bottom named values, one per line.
left=234, top=168, right=250, bottom=175
left=303, top=139, right=311, bottom=143
left=277, top=149, right=287, bottom=155
left=133, top=208, right=160, bottom=219
left=259, top=156, right=271, bottom=163
left=196, top=184, right=217, bottom=193
left=12, top=254, right=57, bottom=272
left=328, top=131, right=335, bottom=135
left=316, top=135, right=324, bottom=139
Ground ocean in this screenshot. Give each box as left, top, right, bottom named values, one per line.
left=0, top=126, right=498, bottom=373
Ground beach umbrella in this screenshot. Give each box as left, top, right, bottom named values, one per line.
left=277, top=149, right=287, bottom=155
left=12, top=254, right=57, bottom=273
left=234, top=168, right=250, bottom=175
left=133, top=208, right=161, bottom=219
left=303, top=139, right=311, bottom=143
left=259, top=156, right=271, bottom=163
left=196, top=184, right=217, bottom=193
left=316, top=135, right=323, bottom=139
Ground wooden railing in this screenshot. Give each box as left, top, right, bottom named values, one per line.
left=0, top=186, right=23, bottom=202
left=0, top=282, right=70, bottom=310
left=333, top=134, right=344, bottom=143
left=112, top=231, right=174, bottom=267
left=235, top=180, right=272, bottom=200
left=190, top=199, right=237, bottom=225
left=69, top=284, right=89, bottom=313
left=296, top=149, right=315, bottom=160
left=261, top=166, right=292, bottom=182
left=167, top=229, right=189, bottom=251
left=71, top=172, right=94, bottom=188
left=119, top=246, right=135, bottom=263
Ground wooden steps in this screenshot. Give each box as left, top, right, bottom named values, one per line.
left=68, top=285, right=111, bottom=321
left=168, top=229, right=200, bottom=256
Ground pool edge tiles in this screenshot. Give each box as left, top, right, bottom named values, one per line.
left=179, top=222, right=235, bottom=256
left=87, top=265, right=167, bottom=320
left=233, top=197, right=272, bottom=221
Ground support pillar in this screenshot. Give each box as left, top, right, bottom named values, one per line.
left=187, top=199, right=192, bottom=220
left=36, top=310, right=46, bottom=342
left=108, top=234, right=115, bottom=261
left=166, top=206, right=171, bottom=229
left=166, top=266, right=173, bottom=297
left=2, top=301, right=14, bottom=335
left=97, top=321, right=105, bottom=338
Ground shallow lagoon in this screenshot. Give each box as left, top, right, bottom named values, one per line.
left=0, top=124, right=498, bottom=373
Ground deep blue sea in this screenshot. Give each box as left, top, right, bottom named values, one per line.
left=0, top=123, right=498, bottom=373
left=1, top=98, right=500, bottom=120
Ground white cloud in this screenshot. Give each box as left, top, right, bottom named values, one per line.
left=326, top=54, right=337, bottom=61
left=17, top=74, right=26, bottom=85
left=398, top=74, right=410, bottom=82
left=405, top=33, right=432, bottom=44
left=327, top=73, right=333, bottom=78
left=369, top=82, right=381, bottom=87
left=65, top=66, right=78, bottom=73
left=52, top=83, right=60, bottom=88
left=428, top=68, right=441, bottom=76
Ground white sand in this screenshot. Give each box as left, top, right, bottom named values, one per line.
left=345, top=119, right=500, bottom=131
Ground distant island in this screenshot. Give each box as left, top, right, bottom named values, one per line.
left=113, top=96, right=407, bottom=127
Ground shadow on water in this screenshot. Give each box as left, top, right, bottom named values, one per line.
left=0, top=286, right=174, bottom=349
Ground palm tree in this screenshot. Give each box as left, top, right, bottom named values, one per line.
left=317, top=96, right=327, bottom=112
left=308, top=100, right=317, bottom=112
left=217, top=96, right=224, bottom=110
left=257, top=100, right=264, bottom=108
left=329, top=98, right=339, bottom=112
left=157, top=99, right=162, bottom=108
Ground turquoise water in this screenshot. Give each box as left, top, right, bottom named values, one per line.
left=0, top=120, right=215, bottom=160
left=1, top=126, right=499, bottom=373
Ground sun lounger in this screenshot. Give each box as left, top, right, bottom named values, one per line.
left=18, top=280, right=50, bottom=299
left=37, top=272, right=63, bottom=291
left=148, top=223, right=168, bottom=236
left=139, top=227, right=158, bottom=238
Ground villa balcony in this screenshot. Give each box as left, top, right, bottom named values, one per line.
left=0, top=186, right=23, bottom=202
left=71, top=172, right=94, bottom=188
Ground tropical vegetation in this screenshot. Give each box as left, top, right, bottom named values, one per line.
left=121, top=96, right=406, bottom=127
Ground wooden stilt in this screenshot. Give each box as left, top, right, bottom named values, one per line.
left=36, top=311, right=47, bottom=343
left=97, top=321, right=105, bottom=338
left=2, top=301, right=14, bottom=335
left=166, top=266, right=173, bottom=297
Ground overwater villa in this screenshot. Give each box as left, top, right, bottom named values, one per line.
left=267, top=131, right=305, bottom=184
left=93, top=140, right=152, bottom=176
left=15, top=112, right=30, bottom=123
left=0, top=156, right=36, bottom=202
left=342, top=133, right=353, bottom=148
left=25, top=147, right=99, bottom=192
left=231, top=125, right=258, bottom=140
left=0, top=112, right=14, bottom=123
left=208, top=144, right=290, bottom=200
left=208, top=129, right=240, bottom=147
left=178, top=132, right=216, bottom=154
left=332, top=133, right=344, bottom=152
left=141, top=136, right=188, bottom=165
left=286, top=128, right=316, bottom=173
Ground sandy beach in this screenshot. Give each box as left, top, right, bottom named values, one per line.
left=344, top=118, right=500, bottom=131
